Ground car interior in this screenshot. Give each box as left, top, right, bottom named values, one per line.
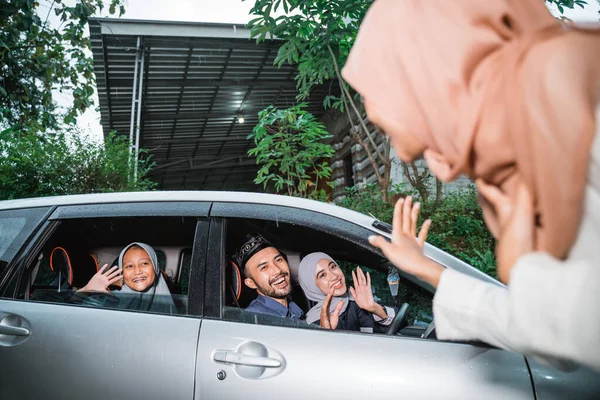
left=15, top=215, right=435, bottom=338
left=20, top=216, right=197, bottom=314
left=223, top=218, right=435, bottom=339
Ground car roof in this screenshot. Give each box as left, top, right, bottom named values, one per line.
left=0, top=191, right=367, bottom=220
left=0, top=190, right=502, bottom=288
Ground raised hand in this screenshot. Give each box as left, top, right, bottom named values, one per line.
left=476, top=178, right=534, bottom=284
left=369, top=196, right=444, bottom=288
left=320, top=287, right=344, bottom=330
left=349, top=267, right=377, bottom=313
left=79, top=264, right=122, bottom=293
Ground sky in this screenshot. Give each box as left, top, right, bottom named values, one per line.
left=49, top=0, right=600, bottom=142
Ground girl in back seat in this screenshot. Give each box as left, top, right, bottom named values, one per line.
left=76, top=242, right=176, bottom=314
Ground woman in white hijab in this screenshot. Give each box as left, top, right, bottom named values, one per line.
left=298, top=252, right=395, bottom=332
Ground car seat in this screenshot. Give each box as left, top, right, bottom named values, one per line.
left=49, top=247, right=74, bottom=291
left=225, top=260, right=244, bottom=307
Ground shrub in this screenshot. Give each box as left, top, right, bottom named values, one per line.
left=338, top=184, right=496, bottom=277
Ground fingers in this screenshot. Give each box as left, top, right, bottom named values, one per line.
left=402, top=196, right=412, bottom=234
left=98, top=263, right=109, bottom=273
left=392, top=198, right=404, bottom=242
left=108, top=275, right=122, bottom=285
left=366, top=271, right=371, bottom=288
left=410, top=201, right=420, bottom=237
left=515, top=180, right=534, bottom=215
left=323, top=288, right=334, bottom=310
left=349, top=286, right=356, bottom=299
left=351, top=269, right=358, bottom=288
left=320, top=288, right=337, bottom=329
left=417, top=219, right=432, bottom=247
left=476, top=178, right=508, bottom=210
left=368, top=235, right=394, bottom=259
left=106, top=268, right=122, bottom=280
left=332, top=300, right=344, bottom=317
left=101, top=265, right=118, bottom=276
left=356, top=266, right=366, bottom=286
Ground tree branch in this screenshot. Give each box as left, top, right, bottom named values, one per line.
left=327, top=44, right=385, bottom=163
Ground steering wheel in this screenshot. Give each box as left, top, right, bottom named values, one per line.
left=386, top=303, right=410, bottom=335
left=421, top=320, right=436, bottom=339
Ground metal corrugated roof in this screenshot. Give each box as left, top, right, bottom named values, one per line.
left=89, top=18, right=332, bottom=191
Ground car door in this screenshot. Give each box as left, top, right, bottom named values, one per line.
left=0, top=201, right=209, bottom=400
left=194, top=202, right=535, bottom=400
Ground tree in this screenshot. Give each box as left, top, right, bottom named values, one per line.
left=0, top=0, right=125, bottom=134
left=0, top=130, right=156, bottom=200
left=246, top=0, right=589, bottom=202
left=248, top=103, right=335, bottom=200
left=547, top=0, right=588, bottom=14
left=247, top=0, right=396, bottom=200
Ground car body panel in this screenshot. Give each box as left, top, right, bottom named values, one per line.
left=196, top=319, right=534, bottom=400
left=0, top=300, right=200, bottom=399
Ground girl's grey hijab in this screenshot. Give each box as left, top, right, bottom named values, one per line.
left=299, top=252, right=350, bottom=324
left=114, top=242, right=175, bottom=313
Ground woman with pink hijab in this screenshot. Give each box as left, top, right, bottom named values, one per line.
left=342, top=0, right=600, bottom=370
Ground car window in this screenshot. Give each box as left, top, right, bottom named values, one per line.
left=13, top=215, right=201, bottom=316
left=221, top=216, right=434, bottom=338
left=178, top=247, right=192, bottom=295
left=0, top=207, right=50, bottom=278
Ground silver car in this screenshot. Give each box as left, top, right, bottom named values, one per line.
left=0, top=191, right=598, bottom=399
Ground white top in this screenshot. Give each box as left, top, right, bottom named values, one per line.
left=433, top=106, right=600, bottom=371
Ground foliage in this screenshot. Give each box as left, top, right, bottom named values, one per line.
left=420, top=187, right=496, bottom=278
left=339, top=184, right=496, bottom=278
left=0, top=129, right=156, bottom=200
left=547, top=0, right=588, bottom=14
left=0, top=0, right=125, bottom=134
left=246, top=0, right=371, bottom=104
left=248, top=103, right=335, bottom=199
left=245, top=0, right=396, bottom=200
left=339, top=183, right=411, bottom=224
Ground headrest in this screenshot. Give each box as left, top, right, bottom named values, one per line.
left=225, top=261, right=242, bottom=306
left=50, top=247, right=73, bottom=286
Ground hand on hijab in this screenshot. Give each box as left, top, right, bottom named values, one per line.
left=320, top=287, right=344, bottom=330
left=349, top=267, right=386, bottom=319
left=477, top=179, right=535, bottom=284
left=79, top=264, right=122, bottom=292
left=369, top=196, right=443, bottom=288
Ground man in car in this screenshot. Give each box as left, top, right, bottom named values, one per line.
left=235, top=233, right=303, bottom=320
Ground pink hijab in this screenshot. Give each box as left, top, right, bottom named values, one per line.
left=342, top=0, right=600, bottom=258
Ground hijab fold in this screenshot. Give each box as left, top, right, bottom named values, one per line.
left=342, top=0, right=600, bottom=258
left=299, top=252, right=351, bottom=324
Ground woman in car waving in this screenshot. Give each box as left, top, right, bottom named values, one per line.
left=299, top=252, right=395, bottom=332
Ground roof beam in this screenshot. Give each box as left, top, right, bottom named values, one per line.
left=190, top=47, right=234, bottom=161
left=113, top=111, right=257, bottom=122
left=142, top=136, right=250, bottom=146
left=98, top=19, right=252, bottom=40
left=107, top=78, right=296, bottom=89
left=152, top=159, right=255, bottom=175
left=166, top=45, right=194, bottom=160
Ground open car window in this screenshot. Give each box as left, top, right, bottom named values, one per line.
left=221, top=216, right=434, bottom=338
left=16, top=216, right=199, bottom=316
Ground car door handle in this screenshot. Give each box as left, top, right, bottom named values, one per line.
left=0, top=324, right=30, bottom=336
left=213, top=350, right=281, bottom=368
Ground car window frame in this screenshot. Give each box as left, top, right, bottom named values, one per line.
left=205, top=202, right=436, bottom=322
left=2, top=201, right=211, bottom=318
left=0, top=206, right=55, bottom=295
